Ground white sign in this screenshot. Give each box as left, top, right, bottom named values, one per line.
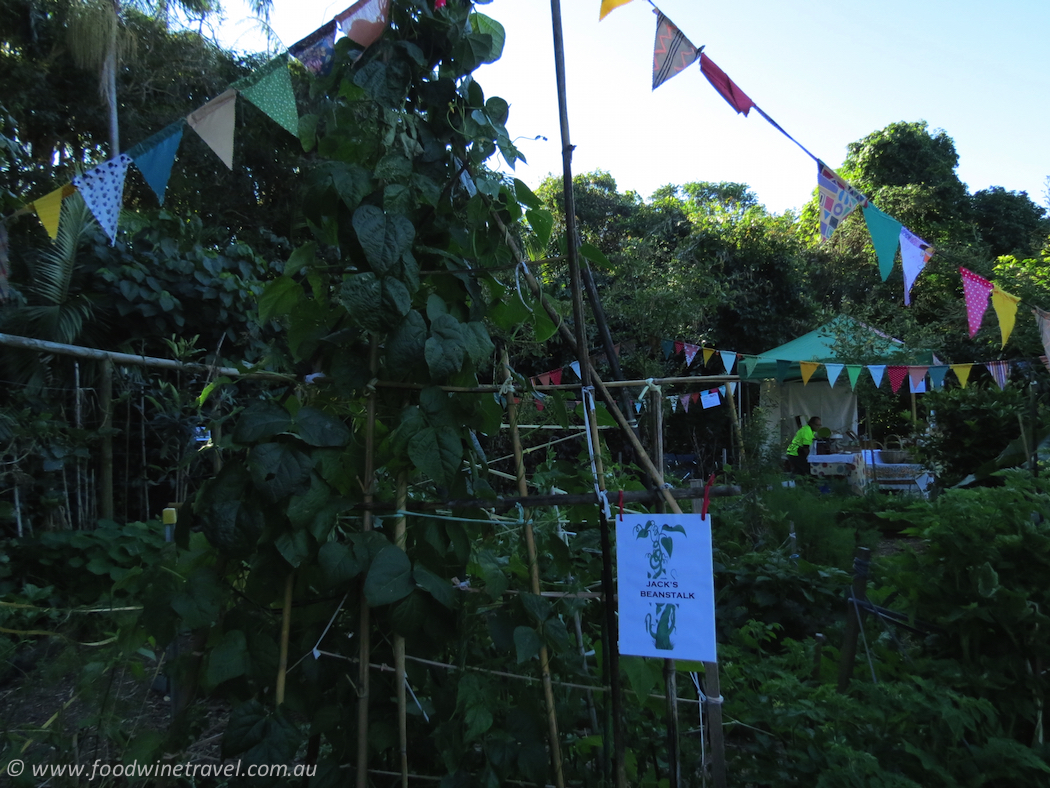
left=616, top=513, right=717, bottom=662
left=700, top=389, right=720, bottom=409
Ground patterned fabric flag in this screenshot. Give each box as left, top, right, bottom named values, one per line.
left=929, top=366, right=949, bottom=390
left=699, top=53, right=753, bottom=116
left=900, top=226, right=933, bottom=305
left=128, top=122, right=183, bottom=205
left=652, top=11, right=702, bottom=90
left=72, top=154, right=133, bottom=244
left=187, top=89, right=237, bottom=169
left=661, top=340, right=674, bottom=358
left=289, top=20, right=337, bottom=76
left=1034, top=307, right=1050, bottom=363
left=908, top=366, right=929, bottom=391
left=600, top=0, right=635, bottom=19
left=684, top=343, right=699, bottom=366
left=702, top=347, right=716, bottom=366
left=550, top=369, right=562, bottom=386
left=337, top=0, right=390, bottom=48
left=991, top=285, right=1021, bottom=348
left=799, top=361, right=819, bottom=385
left=235, top=54, right=299, bottom=137
left=846, top=365, right=863, bottom=390
left=817, top=162, right=865, bottom=241
left=868, top=365, right=885, bottom=389
left=960, top=267, right=993, bottom=338
left=670, top=396, right=678, bottom=413
left=951, top=363, right=973, bottom=389
left=33, top=185, right=74, bottom=240
left=720, top=351, right=736, bottom=374
left=985, top=360, right=1010, bottom=390
left=680, top=394, right=691, bottom=413
left=821, top=363, right=842, bottom=388
left=742, top=355, right=758, bottom=378
left=861, top=204, right=902, bottom=281
left=775, top=359, right=791, bottom=384
left=887, top=366, right=908, bottom=394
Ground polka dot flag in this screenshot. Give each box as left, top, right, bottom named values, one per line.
left=960, top=267, right=993, bottom=338
left=72, top=154, right=133, bottom=245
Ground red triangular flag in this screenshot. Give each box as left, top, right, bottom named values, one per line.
left=887, top=366, right=909, bottom=394
left=699, top=53, right=753, bottom=116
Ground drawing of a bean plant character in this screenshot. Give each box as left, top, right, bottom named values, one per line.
left=646, top=603, right=677, bottom=650
left=634, top=519, right=687, bottom=579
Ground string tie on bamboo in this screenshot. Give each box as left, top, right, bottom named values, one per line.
left=580, top=386, right=611, bottom=519
left=637, top=377, right=660, bottom=402
left=515, top=260, right=533, bottom=313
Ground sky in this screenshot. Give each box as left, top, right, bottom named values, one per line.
left=207, top=0, right=1050, bottom=215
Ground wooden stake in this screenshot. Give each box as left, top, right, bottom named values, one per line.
left=357, top=338, right=379, bottom=788
left=723, top=384, right=745, bottom=467
left=276, top=572, right=294, bottom=705
left=837, top=546, right=872, bottom=692
left=100, top=358, right=114, bottom=521
left=395, top=471, right=409, bottom=788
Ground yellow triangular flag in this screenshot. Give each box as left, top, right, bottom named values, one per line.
left=33, top=186, right=69, bottom=240
left=600, top=0, right=634, bottom=20
left=702, top=347, right=716, bottom=366
left=187, top=88, right=237, bottom=169
left=951, top=363, right=973, bottom=389
left=991, top=285, right=1021, bottom=348
left=799, top=361, right=820, bottom=386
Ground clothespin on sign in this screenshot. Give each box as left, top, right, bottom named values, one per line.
left=702, top=472, right=716, bottom=518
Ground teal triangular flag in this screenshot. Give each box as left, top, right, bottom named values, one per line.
left=775, top=359, right=791, bottom=384
left=128, top=122, right=184, bottom=205
left=237, top=54, right=299, bottom=137
left=929, top=365, right=949, bottom=390
left=846, top=365, right=862, bottom=390
left=742, top=355, right=758, bottom=379
left=862, top=204, right=903, bottom=282
left=662, top=340, right=674, bottom=359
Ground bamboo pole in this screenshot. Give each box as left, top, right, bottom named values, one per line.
left=395, top=471, right=409, bottom=788
left=504, top=350, right=566, bottom=788
left=724, top=383, right=746, bottom=467
left=100, top=358, right=114, bottom=521
left=357, top=338, right=379, bottom=788
left=837, top=547, right=872, bottom=693
left=375, top=375, right=739, bottom=393
left=276, top=572, right=294, bottom=706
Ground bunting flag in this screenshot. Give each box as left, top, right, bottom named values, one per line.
left=652, top=11, right=702, bottom=90
left=929, top=365, right=949, bottom=390
left=985, top=360, right=1010, bottom=390
left=720, top=350, right=736, bottom=374
left=128, top=122, right=183, bottom=205
left=33, top=185, right=74, bottom=240
left=337, top=0, right=390, bottom=49
left=699, top=53, right=754, bottom=116
left=600, top=0, right=635, bottom=19
left=960, top=268, right=993, bottom=338
left=951, top=363, right=973, bottom=389
left=900, top=226, right=933, bottom=306
left=680, top=394, right=690, bottom=413
left=674, top=340, right=685, bottom=355
left=908, top=366, right=929, bottom=391
left=825, top=363, right=843, bottom=388
left=538, top=372, right=552, bottom=386
left=862, top=204, right=902, bottom=281
left=991, top=285, right=1021, bottom=348
left=72, top=154, right=133, bottom=244
left=799, top=361, right=819, bottom=385
left=728, top=381, right=737, bottom=396
left=887, top=365, right=908, bottom=394
left=569, top=361, right=582, bottom=379
left=817, top=162, right=865, bottom=241
left=702, top=347, right=716, bottom=366
left=684, top=343, right=699, bottom=366
left=1034, top=307, right=1050, bottom=362
left=550, top=369, right=562, bottom=386
left=846, top=364, right=863, bottom=390
left=187, top=89, right=237, bottom=169
left=635, top=402, right=643, bottom=413
left=534, top=396, right=545, bottom=412
left=691, top=392, right=701, bottom=403
left=775, top=359, right=790, bottom=384
left=868, top=365, right=885, bottom=389
left=670, top=396, right=678, bottom=413
left=662, top=340, right=674, bottom=358
left=909, top=375, right=926, bottom=394
left=289, top=19, right=338, bottom=76
left=742, top=355, right=758, bottom=378
left=235, top=54, right=299, bottom=137
left=1041, top=355, right=1050, bottom=374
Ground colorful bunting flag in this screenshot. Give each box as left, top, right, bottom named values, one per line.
left=550, top=369, right=562, bottom=386
left=289, top=20, right=338, bottom=76
left=652, top=11, right=702, bottom=90
left=128, top=122, right=183, bottom=205
left=775, top=359, right=790, bottom=384
left=720, top=351, right=736, bottom=374
left=600, top=0, right=635, bottom=20
left=909, top=376, right=926, bottom=394
left=951, top=363, right=973, bottom=389
left=538, top=372, right=552, bottom=386
left=72, top=154, right=133, bottom=244
left=868, top=365, right=885, bottom=389
left=1034, top=307, right=1050, bottom=363
left=929, top=366, right=949, bottom=390
left=728, top=381, right=737, bottom=397
left=900, top=226, right=933, bottom=306
left=991, top=285, right=1021, bottom=348
left=236, top=54, right=299, bottom=137
left=187, top=89, right=237, bottom=169
left=742, top=355, right=758, bottom=378
left=960, top=267, right=993, bottom=338
left=699, top=53, right=753, bottom=116
left=674, top=340, right=685, bottom=355
left=691, top=392, right=700, bottom=403
left=662, top=340, right=674, bottom=359
left=799, top=361, right=819, bottom=385
left=817, top=162, right=865, bottom=241
left=670, top=396, right=678, bottom=413
left=684, top=343, right=699, bottom=366
left=887, top=365, right=908, bottom=394
left=861, top=204, right=902, bottom=281
left=680, top=394, right=690, bottom=413
left=908, top=366, right=928, bottom=391
left=569, top=361, right=582, bottom=379
left=985, top=360, right=1010, bottom=390
left=825, top=363, right=843, bottom=388
left=33, top=185, right=74, bottom=240
left=337, top=0, right=390, bottom=49
left=702, top=347, right=716, bottom=366
left=846, top=365, right=862, bottom=390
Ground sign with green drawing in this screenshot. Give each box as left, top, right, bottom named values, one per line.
left=616, top=513, right=717, bottom=661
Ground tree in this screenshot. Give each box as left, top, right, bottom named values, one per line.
left=970, top=186, right=1049, bottom=259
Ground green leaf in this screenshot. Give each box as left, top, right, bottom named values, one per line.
left=284, top=242, right=317, bottom=276
left=274, top=528, right=313, bottom=568
left=248, top=443, right=313, bottom=503
left=414, top=564, right=457, bottom=609
left=386, top=311, right=427, bottom=377
left=382, top=277, right=412, bottom=321
left=469, top=13, right=505, bottom=63
left=223, top=700, right=300, bottom=764
left=661, top=536, right=674, bottom=559
left=339, top=272, right=383, bottom=329
left=364, top=544, right=415, bottom=606
left=206, top=629, right=250, bottom=687
left=171, top=569, right=222, bottom=629
left=579, top=241, right=612, bottom=269
left=390, top=590, right=428, bottom=636
left=513, top=626, right=542, bottom=663
left=514, top=178, right=541, bottom=210
left=622, top=656, right=659, bottom=707
left=318, top=542, right=362, bottom=587
left=233, top=402, right=292, bottom=444
left=408, top=426, right=463, bottom=487
left=456, top=675, right=493, bottom=741
left=425, top=313, right=467, bottom=380
left=258, top=276, right=302, bottom=322
left=353, top=205, right=415, bottom=276
left=295, top=407, right=351, bottom=447
left=198, top=376, right=232, bottom=408
left=330, top=162, right=373, bottom=212
left=520, top=592, right=551, bottom=624
left=526, top=209, right=554, bottom=248
left=460, top=321, right=495, bottom=364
